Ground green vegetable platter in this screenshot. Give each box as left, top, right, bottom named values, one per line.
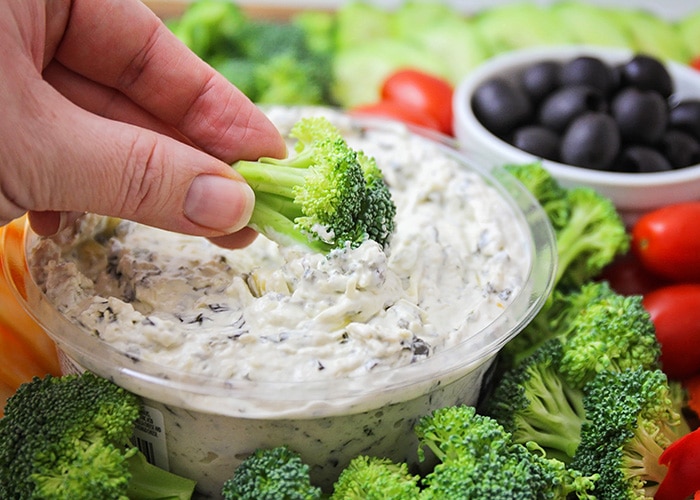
left=4, top=1, right=700, bottom=498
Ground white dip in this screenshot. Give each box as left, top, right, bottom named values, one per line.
left=28, top=107, right=531, bottom=386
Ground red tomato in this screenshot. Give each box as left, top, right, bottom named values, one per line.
left=643, top=284, right=700, bottom=380
left=380, top=69, right=454, bottom=136
left=631, top=202, right=700, bottom=283
left=597, top=251, right=669, bottom=296
left=351, top=100, right=442, bottom=132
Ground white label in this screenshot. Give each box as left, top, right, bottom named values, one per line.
left=132, top=404, right=169, bottom=470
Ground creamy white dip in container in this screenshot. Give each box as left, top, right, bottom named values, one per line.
left=2, top=107, right=556, bottom=498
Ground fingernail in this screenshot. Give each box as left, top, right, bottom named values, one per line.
left=184, top=175, right=254, bottom=233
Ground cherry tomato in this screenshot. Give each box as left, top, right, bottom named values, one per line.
left=597, top=251, right=669, bottom=296
left=631, top=202, right=700, bottom=283
left=643, top=283, right=700, bottom=380
left=351, top=100, right=442, bottom=132
left=380, top=69, right=454, bottom=136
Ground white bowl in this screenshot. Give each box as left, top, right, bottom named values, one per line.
left=453, top=45, right=700, bottom=225
left=1, top=108, right=556, bottom=498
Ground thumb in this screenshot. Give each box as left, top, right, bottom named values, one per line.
left=13, top=92, right=258, bottom=238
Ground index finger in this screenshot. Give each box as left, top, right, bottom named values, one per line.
left=54, top=0, right=285, bottom=162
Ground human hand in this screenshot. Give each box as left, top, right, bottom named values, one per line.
left=0, top=0, right=286, bottom=248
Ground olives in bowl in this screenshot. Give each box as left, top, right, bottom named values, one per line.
left=454, top=46, right=700, bottom=224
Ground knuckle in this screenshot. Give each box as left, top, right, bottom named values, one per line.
left=118, top=132, right=171, bottom=218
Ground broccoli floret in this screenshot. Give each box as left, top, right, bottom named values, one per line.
left=420, top=443, right=597, bottom=500
left=558, top=291, right=661, bottom=389
left=489, top=283, right=664, bottom=465
left=504, top=162, right=571, bottom=231
left=572, top=368, right=689, bottom=499
left=170, top=0, right=333, bottom=105
left=555, top=186, right=629, bottom=289
left=501, top=280, right=615, bottom=368
left=0, top=372, right=196, bottom=500
left=253, top=53, right=327, bottom=105
left=484, top=339, right=586, bottom=464
left=329, top=455, right=421, bottom=499
left=237, top=20, right=311, bottom=63
left=233, top=116, right=396, bottom=252
left=504, top=163, right=629, bottom=290
left=221, top=446, right=321, bottom=500
left=291, top=9, right=337, bottom=57
left=501, top=281, right=660, bottom=385
left=415, top=404, right=512, bottom=464
left=238, top=21, right=333, bottom=105
left=415, top=405, right=597, bottom=499
left=168, top=0, right=247, bottom=60
left=356, top=150, right=397, bottom=247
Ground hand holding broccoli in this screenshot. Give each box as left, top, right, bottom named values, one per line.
left=233, top=116, right=396, bottom=253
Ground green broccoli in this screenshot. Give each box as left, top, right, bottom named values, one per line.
left=487, top=282, right=662, bottom=463
left=558, top=290, right=661, bottom=389
left=555, top=186, right=630, bottom=289
left=232, top=116, right=396, bottom=252
left=220, top=446, right=321, bottom=500
left=504, top=162, right=571, bottom=231
left=504, top=163, right=629, bottom=290
left=170, top=0, right=333, bottom=105
left=572, top=368, right=690, bottom=499
left=0, top=372, right=196, bottom=500
left=291, top=9, right=337, bottom=58
left=415, top=405, right=597, bottom=499
left=236, top=20, right=333, bottom=104
left=252, top=53, right=327, bottom=105
left=483, top=339, right=586, bottom=464
left=420, top=443, right=597, bottom=500
left=167, top=0, right=247, bottom=60
left=329, top=455, right=421, bottom=499
left=415, top=404, right=512, bottom=465
left=501, top=280, right=615, bottom=368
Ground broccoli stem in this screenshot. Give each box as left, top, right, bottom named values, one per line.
left=555, top=230, right=594, bottom=285
left=230, top=116, right=396, bottom=252
left=233, top=160, right=310, bottom=199
left=125, top=450, right=196, bottom=500
left=247, top=200, right=330, bottom=252
left=515, top=372, right=585, bottom=462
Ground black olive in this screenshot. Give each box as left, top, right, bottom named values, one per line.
left=520, top=61, right=561, bottom=103
left=559, top=56, right=616, bottom=95
left=560, top=112, right=620, bottom=170
left=615, top=145, right=673, bottom=173
left=511, top=125, right=561, bottom=161
left=471, top=77, right=533, bottom=137
left=538, top=85, right=607, bottom=132
left=618, top=54, right=673, bottom=98
left=660, top=129, right=700, bottom=168
left=668, top=100, right=700, bottom=140
left=611, top=87, right=668, bottom=144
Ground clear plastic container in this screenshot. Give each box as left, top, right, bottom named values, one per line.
left=2, top=112, right=556, bottom=498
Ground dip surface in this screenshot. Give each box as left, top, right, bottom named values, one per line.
left=28, top=107, right=530, bottom=385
